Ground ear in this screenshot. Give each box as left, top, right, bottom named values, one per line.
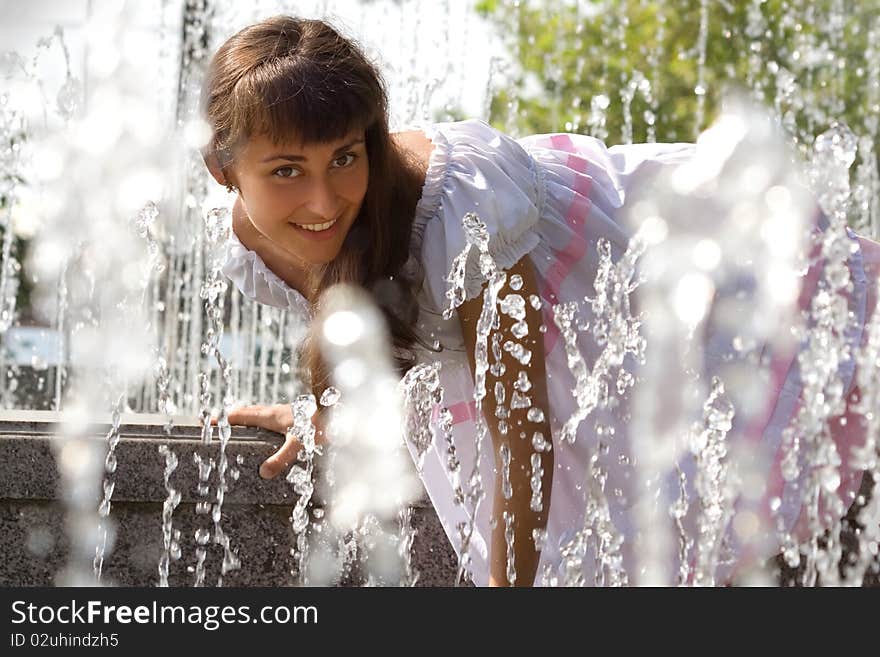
left=202, top=148, right=234, bottom=188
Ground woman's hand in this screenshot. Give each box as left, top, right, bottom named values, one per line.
left=212, top=404, right=301, bottom=480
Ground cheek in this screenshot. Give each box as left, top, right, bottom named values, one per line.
left=243, top=193, right=286, bottom=235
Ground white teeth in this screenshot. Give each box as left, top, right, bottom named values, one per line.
left=296, top=218, right=337, bottom=232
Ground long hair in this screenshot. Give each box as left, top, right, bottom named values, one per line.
left=200, top=15, right=434, bottom=402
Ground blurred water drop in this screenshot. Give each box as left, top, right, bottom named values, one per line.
left=320, top=386, right=341, bottom=407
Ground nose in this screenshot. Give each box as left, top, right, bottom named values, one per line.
left=302, top=174, right=341, bottom=221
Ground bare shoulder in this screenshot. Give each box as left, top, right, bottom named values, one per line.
left=392, top=129, right=434, bottom=169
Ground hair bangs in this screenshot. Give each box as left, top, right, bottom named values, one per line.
left=231, top=57, right=381, bottom=150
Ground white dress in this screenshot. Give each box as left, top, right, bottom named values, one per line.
left=404, top=120, right=699, bottom=585
left=223, top=119, right=873, bottom=586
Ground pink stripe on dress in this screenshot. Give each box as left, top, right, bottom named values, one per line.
left=540, top=134, right=594, bottom=355
left=443, top=399, right=477, bottom=426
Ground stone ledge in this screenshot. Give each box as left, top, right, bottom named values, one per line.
left=0, top=413, right=462, bottom=587
left=1, top=426, right=294, bottom=505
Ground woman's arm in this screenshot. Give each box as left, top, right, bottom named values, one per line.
left=457, top=254, right=554, bottom=586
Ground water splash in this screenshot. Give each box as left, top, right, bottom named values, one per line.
left=623, top=99, right=813, bottom=585
left=1, top=0, right=879, bottom=590
left=552, top=238, right=644, bottom=447
left=400, top=362, right=466, bottom=567
left=93, top=394, right=124, bottom=581
left=401, top=363, right=441, bottom=471
left=549, top=233, right=643, bottom=587
left=191, top=451, right=213, bottom=587
left=52, top=423, right=107, bottom=586
left=442, top=212, right=507, bottom=584
left=503, top=510, right=516, bottom=585
left=779, top=122, right=861, bottom=586
left=844, top=285, right=880, bottom=585
left=313, top=284, right=422, bottom=585
left=157, top=443, right=181, bottom=587
left=690, top=377, right=736, bottom=586
left=287, top=393, right=319, bottom=585
left=396, top=506, right=420, bottom=587
left=196, top=205, right=240, bottom=584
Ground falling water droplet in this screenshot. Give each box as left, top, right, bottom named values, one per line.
left=320, top=386, right=341, bottom=407
left=527, top=407, right=545, bottom=423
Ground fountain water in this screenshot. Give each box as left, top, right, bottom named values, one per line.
left=0, top=0, right=878, bottom=587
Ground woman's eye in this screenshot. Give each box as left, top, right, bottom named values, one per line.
left=274, top=166, right=299, bottom=178
left=333, top=153, right=356, bottom=168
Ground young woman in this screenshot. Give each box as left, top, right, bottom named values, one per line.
left=201, top=15, right=879, bottom=586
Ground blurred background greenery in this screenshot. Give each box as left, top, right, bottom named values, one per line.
left=470, top=0, right=879, bottom=236
left=475, top=1, right=878, bottom=144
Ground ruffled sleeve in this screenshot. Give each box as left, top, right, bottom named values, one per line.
left=410, top=119, right=542, bottom=313
left=221, top=231, right=313, bottom=319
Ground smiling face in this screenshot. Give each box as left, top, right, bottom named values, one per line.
left=229, top=128, right=369, bottom=266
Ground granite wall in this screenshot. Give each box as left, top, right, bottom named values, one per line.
left=0, top=411, right=462, bottom=587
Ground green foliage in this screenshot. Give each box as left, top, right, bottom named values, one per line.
left=477, top=0, right=880, bottom=150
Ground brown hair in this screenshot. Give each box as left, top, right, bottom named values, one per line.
left=200, top=15, right=435, bottom=401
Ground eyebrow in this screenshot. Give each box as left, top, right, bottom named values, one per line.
left=260, top=138, right=365, bottom=164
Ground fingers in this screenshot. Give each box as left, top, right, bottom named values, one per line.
left=259, top=432, right=301, bottom=479
left=200, top=404, right=294, bottom=437
left=268, top=404, right=294, bottom=435
left=227, top=405, right=272, bottom=429
left=205, top=406, right=258, bottom=427
left=197, top=404, right=300, bottom=479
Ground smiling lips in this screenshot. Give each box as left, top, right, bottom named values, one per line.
left=295, top=217, right=337, bottom=232
left=290, top=216, right=341, bottom=241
